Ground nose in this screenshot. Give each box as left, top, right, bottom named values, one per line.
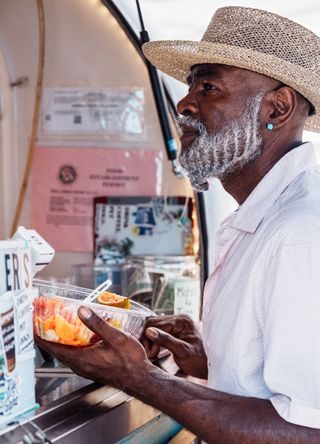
left=177, top=90, right=198, bottom=116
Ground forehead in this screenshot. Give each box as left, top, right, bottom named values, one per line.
left=186, top=64, right=237, bottom=85
left=186, top=63, right=273, bottom=90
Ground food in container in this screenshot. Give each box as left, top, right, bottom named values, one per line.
left=33, top=279, right=153, bottom=346
left=96, top=291, right=131, bottom=309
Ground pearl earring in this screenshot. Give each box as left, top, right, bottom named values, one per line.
left=266, top=123, right=274, bottom=130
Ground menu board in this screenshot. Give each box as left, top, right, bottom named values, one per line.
left=0, top=240, right=36, bottom=426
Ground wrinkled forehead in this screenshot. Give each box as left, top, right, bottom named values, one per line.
left=186, top=63, right=235, bottom=85
left=187, top=63, right=279, bottom=90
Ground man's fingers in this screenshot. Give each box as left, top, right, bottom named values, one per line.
left=78, top=306, right=127, bottom=345
left=35, top=335, right=79, bottom=360
left=144, top=317, right=174, bottom=333
left=143, top=315, right=195, bottom=339
left=141, top=336, right=161, bottom=360
left=145, top=327, right=188, bottom=359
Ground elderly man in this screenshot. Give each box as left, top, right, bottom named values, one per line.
left=37, top=7, right=320, bottom=443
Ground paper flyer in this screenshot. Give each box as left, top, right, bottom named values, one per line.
left=31, top=146, right=162, bottom=252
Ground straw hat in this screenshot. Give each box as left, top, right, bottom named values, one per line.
left=143, top=6, right=320, bottom=133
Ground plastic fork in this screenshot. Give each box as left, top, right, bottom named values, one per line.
left=83, top=279, right=112, bottom=303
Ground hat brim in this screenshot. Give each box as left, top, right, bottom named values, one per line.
left=143, top=40, right=320, bottom=133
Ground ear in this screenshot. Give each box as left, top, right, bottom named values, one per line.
left=262, top=87, right=298, bottom=130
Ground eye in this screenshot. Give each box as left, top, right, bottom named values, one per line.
left=203, top=81, right=216, bottom=92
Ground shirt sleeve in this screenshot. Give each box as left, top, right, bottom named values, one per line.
left=262, top=242, right=320, bottom=428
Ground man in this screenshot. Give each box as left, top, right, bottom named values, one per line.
left=37, top=7, right=320, bottom=443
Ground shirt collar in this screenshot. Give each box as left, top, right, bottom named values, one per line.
left=228, top=142, right=318, bottom=233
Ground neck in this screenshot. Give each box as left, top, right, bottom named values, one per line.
left=220, top=138, right=303, bottom=205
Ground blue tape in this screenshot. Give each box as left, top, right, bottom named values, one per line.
left=167, top=138, right=177, bottom=154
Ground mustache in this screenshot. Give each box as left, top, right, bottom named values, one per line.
left=175, top=115, right=206, bottom=136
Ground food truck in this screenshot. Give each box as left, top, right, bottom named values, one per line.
left=0, top=0, right=319, bottom=442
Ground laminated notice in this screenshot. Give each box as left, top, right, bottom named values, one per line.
left=41, top=87, right=145, bottom=138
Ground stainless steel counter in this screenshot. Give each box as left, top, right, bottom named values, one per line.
left=0, top=354, right=183, bottom=444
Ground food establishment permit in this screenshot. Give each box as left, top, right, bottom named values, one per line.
left=31, top=146, right=161, bottom=252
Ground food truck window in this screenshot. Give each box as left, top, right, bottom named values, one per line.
left=0, top=0, right=202, bottom=319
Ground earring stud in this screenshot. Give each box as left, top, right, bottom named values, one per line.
left=266, top=123, right=274, bottom=130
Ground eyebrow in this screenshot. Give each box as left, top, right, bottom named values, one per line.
left=186, top=67, right=223, bottom=86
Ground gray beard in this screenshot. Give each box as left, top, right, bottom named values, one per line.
left=177, top=93, right=264, bottom=192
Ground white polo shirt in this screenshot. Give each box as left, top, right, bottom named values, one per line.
left=202, top=142, right=320, bottom=428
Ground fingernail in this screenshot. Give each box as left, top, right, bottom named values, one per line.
left=146, top=327, right=159, bottom=339
left=78, top=306, right=92, bottom=320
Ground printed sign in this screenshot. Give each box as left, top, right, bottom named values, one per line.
left=174, top=279, right=200, bottom=321
left=0, top=242, right=32, bottom=296
left=31, top=147, right=162, bottom=252
left=15, top=290, right=33, bottom=354
left=41, top=87, right=145, bottom=138
left=0, top=292, right=16, bottom=373
left=0, top=240, right=35, bottom=424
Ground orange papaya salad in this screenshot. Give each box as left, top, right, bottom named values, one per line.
left=34, top=291, right=130, bottom=347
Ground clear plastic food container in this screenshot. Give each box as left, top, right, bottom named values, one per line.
left=33, top=279, right=154, bottom=346
left=72, top=263, right=122, bottom=294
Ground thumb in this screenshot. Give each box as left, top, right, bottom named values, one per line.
left=146, top=327, right=188, bottom=359
left=78, top=306, right=127, bottom=345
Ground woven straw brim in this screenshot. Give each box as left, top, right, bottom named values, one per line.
left=143, top=40, right=320, bottom=133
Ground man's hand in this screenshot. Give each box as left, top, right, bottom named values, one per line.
left=35, top=306, right=152, bottom=391
left=141, top=315, right=208, bottom=379
left=34, top=310, right=320, bottom=443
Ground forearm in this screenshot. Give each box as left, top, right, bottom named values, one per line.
left=126, top=362, right=320, bottom=444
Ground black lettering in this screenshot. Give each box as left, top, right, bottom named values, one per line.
left=4, top=254, right=11, bottom=291
left=12, top=253, right=20, bottom=290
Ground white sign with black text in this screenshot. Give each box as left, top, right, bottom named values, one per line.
left=174, top=279, right=200, bottom=322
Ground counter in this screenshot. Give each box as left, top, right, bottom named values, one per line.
left=0, top=356, right=188, bottom=444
